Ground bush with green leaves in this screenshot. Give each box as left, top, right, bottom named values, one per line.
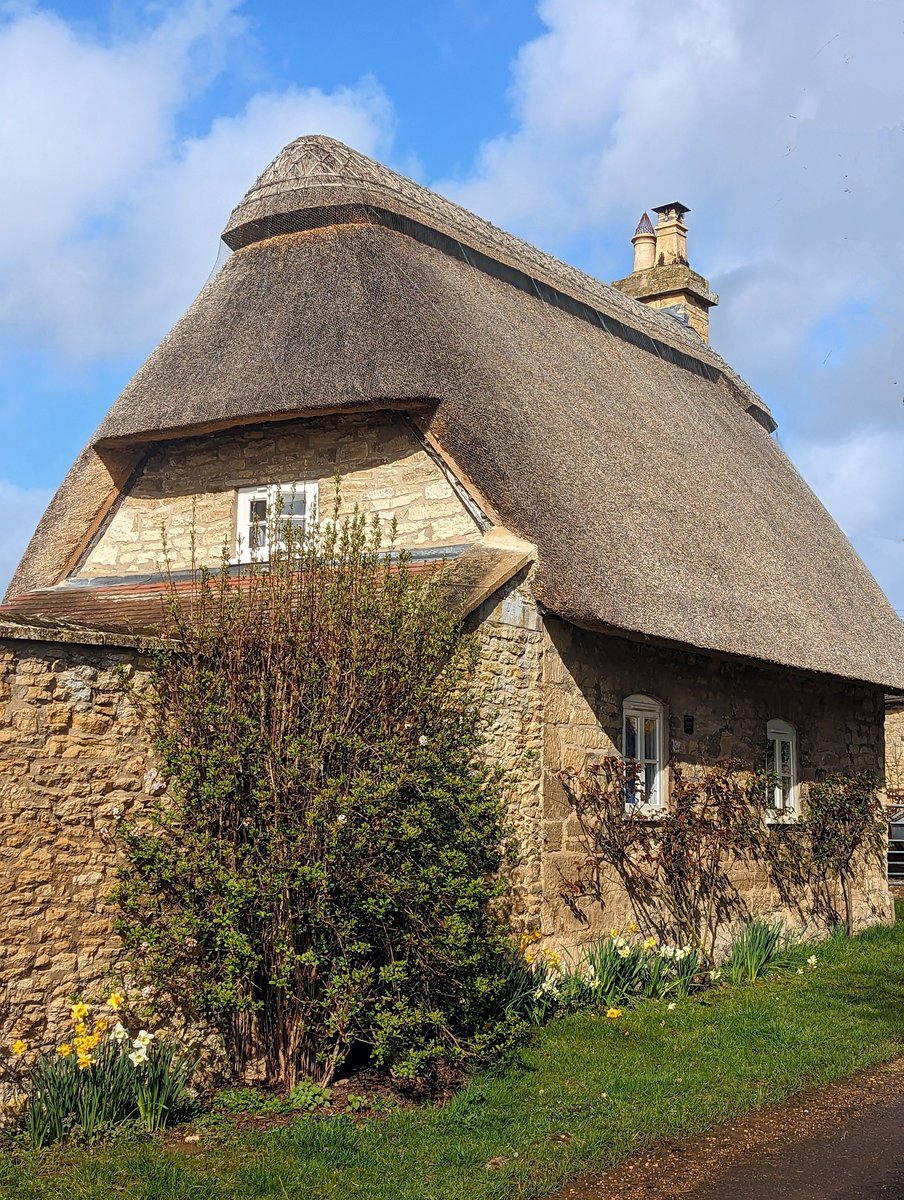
left=113, top=503, right=522, bottom=1089
left=289, top=1080, right=332, bottom=1112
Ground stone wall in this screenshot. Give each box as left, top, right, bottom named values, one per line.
left=0, top=636, right=151, bottom=1060
left=887, top=702, right=904, bottom=801
left=76, top=411, right=481, bottom=578
left=0, top=602, right=894, bottom=1061
left=470, top=571, right=545, bottom=931
left=539, top=619, right=892, bottom=951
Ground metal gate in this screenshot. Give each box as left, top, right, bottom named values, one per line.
left=889, top=803, right=904, bottom=883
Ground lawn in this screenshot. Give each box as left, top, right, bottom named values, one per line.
left=3, top=905, right=903, bottom=1200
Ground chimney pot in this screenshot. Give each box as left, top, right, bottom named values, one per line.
left=631, top=212, right=656, bottom=271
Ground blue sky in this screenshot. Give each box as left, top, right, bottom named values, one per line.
left=1, top=0, right=902, bottom=614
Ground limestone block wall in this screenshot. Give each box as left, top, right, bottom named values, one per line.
left=539, top=619, right=892, bottom=950
left=0, top=604, right=893, bottom=1061
left=76, top=411, right=481, bottom=578
left=470, top=572, right=545, bottom=932
left=887, top=702, right=904, bottom=801
left=0, top=637, right=152, bottom=1059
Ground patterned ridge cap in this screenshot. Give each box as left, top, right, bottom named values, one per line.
left=225, top=136, right=771, bottom=421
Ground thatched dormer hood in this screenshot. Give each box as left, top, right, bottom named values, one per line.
left=8, top=135, right=904, bottom=690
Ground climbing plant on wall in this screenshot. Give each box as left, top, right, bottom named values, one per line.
left=112, top=500, right=520, bottom=1089
left=558, top=757, right=885, bottom=956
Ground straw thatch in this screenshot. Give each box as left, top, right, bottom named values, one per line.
left=6, top=136, right=904, bottom=690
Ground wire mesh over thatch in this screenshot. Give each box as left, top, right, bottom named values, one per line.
left=8, top=136, right=904, bottom=690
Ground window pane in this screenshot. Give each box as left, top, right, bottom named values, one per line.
left=625, top=715, right=638, bottom=759
left=248, top=497, right=268, bottom=552
left=282, top=493, right=307, bottom=519
left=643, top=761, right=657, bottom=806
left=644, top=717, right=657, bottom=762
left=766, top=738, right=776, bottom=776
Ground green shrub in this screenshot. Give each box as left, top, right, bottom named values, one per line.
left=113, top=502, right=522, bottom=1089
left=211, top=1087, right=291, bottom=1116
left=289, top=1080, right=332, bottom=1112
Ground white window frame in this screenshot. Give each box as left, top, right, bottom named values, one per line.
left=234, top=481, right=318, bottom=564
left=622, top=694, right=665, bottom=816
left=766, top=718, right=798, bottom=819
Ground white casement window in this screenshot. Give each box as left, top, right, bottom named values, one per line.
left=766, top=718, right=798, bottom=817
left=622, top=694, right=665, bottom=814
left=235, top=482, right=318, bottom=563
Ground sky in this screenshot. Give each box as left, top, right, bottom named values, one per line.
left=0, top=0, right=902, bottom=615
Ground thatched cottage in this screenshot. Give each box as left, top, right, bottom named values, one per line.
left=2, top=136, right=903, bottom=1047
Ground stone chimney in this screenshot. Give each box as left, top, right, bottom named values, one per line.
left=612, top=202, right=718, bottom=342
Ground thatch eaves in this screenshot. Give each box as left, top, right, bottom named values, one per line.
left=8, top=136, right=904, bottom=691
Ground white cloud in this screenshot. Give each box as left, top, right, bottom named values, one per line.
left=0, top=3, right=394, bottom=358
left=433, top=0, right=904, bottom=610
left=0, top=481, right=55, bottom=597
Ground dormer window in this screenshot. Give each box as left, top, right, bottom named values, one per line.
left=235, top=482, right=318, bottom=563
left=766, top=718, right=798, bottom=817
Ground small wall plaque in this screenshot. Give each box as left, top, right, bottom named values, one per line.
left=683, top=713, right=695, bottom=735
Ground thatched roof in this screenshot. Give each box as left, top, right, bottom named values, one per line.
left=7, top=135, right=904, bottom=690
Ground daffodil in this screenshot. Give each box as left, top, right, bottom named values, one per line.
left=606, top=1008, right=622, bottom=1020
left=627, top=921, right=638, bottom=934
left=609, top=928, right=619, bottom=939
left=129, top=1047, right=148, bottom=1067
left=93, top=1017, right=108, bottom=1034
left=133, top=1029, right=155, bottom=1048
left=643, top=936, right=657, bottom=950
left=10, top=1039, right=27, bottom=1056
left=106, top=992, right=125, bottom=1011
left=110, top=1022, right=129, bottom=1043
left=74, top=1021, right=87, bottom=1038
left=70, top=1002, right=89, bottom=1022
left=76, top=1055, right=93, bottom=1070
left=57, top=1043, right=72, bottom=1057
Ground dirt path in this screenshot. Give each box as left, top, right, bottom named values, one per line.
left=551, top=1058, right=904, bottom=1200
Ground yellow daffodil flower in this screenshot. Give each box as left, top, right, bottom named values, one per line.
left=10, top=1039, right=27, bottom=1056
left=93, top=1017, right=108, bottom=1034
left=74, top=1022, right=87, bottom=1038
left=57, top=1043, right=72, bottom=1057
left=627, top=921, right=638, bottom=934
left=70, top=1002, right=89, bottom=1022
left=606, top=1008, right=622, bottom=1020
left=107, top=992, right=125, bottom=1011
left=76, top=1055, right=93, bottom=1071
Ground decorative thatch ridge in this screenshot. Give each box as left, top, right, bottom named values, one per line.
left=223, top=135, right=770, bottom=432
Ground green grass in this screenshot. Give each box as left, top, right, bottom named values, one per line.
left=4, top=905, right=904, bottom=1200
